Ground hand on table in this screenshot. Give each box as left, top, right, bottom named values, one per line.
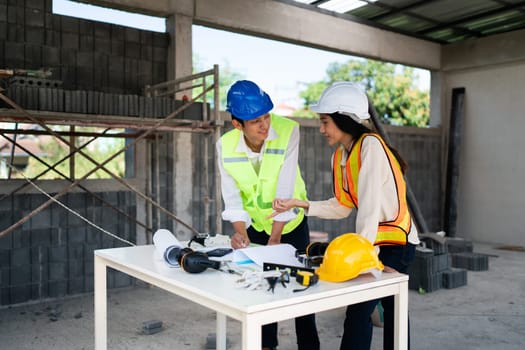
left=383, top=265, right=398, bottom=273
left=230, top=232, right=250, bottom=249
left=267, top=237, right=281, bottom=246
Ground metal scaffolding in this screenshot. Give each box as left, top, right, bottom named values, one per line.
left=0, top=65, right=222, bottom=243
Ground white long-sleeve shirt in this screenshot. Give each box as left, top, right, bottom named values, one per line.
left=307, top=136, right=420, bottom=246
left=216, top=123, right=301, bottom=228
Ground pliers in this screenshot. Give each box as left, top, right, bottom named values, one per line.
left=266, top=277, right=278, bottom=293
left=265, top=271, right=290, bottom=293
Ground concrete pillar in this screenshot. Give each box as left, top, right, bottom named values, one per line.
left=166, top=13, right=192, bottom=85
left=166, top=10, right=195, bottom=239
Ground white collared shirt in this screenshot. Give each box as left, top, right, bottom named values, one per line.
left=307, top=136, right=420, bottom=246
left=216, top=123, right=301, bottom=228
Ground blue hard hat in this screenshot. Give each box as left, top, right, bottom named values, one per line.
left=226, top=80, right=274, bottom=120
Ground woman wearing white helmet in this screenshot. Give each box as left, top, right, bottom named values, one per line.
left=271, top=81, right=419, bottom=350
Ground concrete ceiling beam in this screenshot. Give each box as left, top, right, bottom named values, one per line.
left=74, top=0, right=441, bottom=69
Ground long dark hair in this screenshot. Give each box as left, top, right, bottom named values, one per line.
left=330, top=112, right=408, bottom=173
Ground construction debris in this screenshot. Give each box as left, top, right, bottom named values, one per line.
left=141, top=319, right=164, bottom=335
left=205, top=332, right=231, bottom=350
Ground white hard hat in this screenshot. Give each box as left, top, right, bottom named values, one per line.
left=309, top=82, right=370, bottom=123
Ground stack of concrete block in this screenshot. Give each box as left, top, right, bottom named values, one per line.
left=408, top=234, right=468, bottom=292
left=451, top=252, right=489, bottom=271
left=408, top=245, right=451, bottom=292
left=446, top=237, right=489, bottom=271
left=442, top=267, right=468, bottom=289
left=2, top=84, right=209, bottom=120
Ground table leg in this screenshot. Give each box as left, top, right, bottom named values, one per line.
left=216, top=312, right=227, bottom=350
left=94, top=256, right=107, bottom=350
left=394, top=280, right=408, bottom=350
left=243, top=317, right=261, bottom=350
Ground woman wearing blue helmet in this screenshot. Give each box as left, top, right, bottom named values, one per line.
left=216, top=80, right=320, bottom=350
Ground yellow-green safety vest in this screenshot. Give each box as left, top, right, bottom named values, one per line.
left=221, top=115, right=307, bottom=234
left=333, top=133, right=411, bottom=246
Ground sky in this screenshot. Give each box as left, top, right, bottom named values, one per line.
left=53, top=0, right=430, bottom=108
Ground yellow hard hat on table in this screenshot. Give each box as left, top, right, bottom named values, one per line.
left=316, top=233, right=384, bottom=282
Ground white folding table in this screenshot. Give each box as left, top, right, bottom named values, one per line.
left=94, top=245, right=408, bottom=350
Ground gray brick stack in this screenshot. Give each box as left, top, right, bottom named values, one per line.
left=451, top=252, right=489, bottom=271
left=3, top=83, right=208, bottom=119
left=408, top=234, right=469, bottom=293
left=408, top=245, right=451, bottom=292
left=445, top=237, right=489, bottom=271
left=442, top=267, right=468, bottom=289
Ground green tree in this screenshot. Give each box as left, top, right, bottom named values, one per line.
left=294, top=59, right=429, bottom=127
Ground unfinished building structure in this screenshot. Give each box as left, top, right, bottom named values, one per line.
left=1, top=0, right=524, bottom=307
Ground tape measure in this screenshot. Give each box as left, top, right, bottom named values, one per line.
left=294, top=270, right=319, bottom=292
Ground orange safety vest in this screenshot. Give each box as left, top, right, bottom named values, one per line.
left=333, top=133, right=411, bottom=246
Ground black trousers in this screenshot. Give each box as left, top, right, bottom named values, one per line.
left=248, top=217, right=320, bottom=350
left=339, top=243, right=416, bottom=350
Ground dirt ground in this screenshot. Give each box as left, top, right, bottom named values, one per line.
left=0, top=242, right=524, bottom=350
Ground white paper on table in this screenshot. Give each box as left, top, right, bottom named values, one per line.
left=232, top=243, right=303, bottom=267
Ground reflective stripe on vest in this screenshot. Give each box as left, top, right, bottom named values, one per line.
left=333, top=133, right=411, bottom=246
left=221, top=114, right=306, bottom=234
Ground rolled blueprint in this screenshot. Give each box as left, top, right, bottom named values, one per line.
left=153, top=229, right=182, bottom=266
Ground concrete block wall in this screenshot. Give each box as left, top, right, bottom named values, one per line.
left=392, top=129, right=442, bottom=231
left=0, top=191, right=136, bottom=306
left=408, top=236, right=475, bottom=293
left=0, top=0, right=169, bottom=94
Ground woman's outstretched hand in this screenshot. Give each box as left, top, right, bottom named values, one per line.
left=273, top=198, right=296, bottom=211
left=267, top=198, right=297, bottom=219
